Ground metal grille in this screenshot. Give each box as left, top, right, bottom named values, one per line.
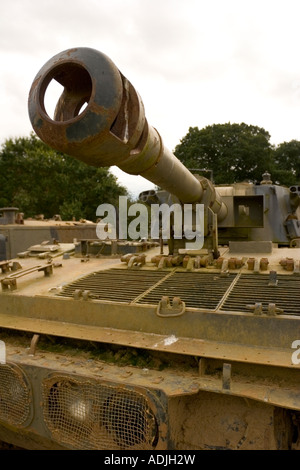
left=0, top=364, right=31, bottom=426
left=58, top=268, right=236, bottom=308
left=220, top=273, right=300, bottom=315
left=136, top=272, right=236, bottom=309
left=57, top=268, right=300, bottom=315
left=43, top=376, right=158, bottom=450
left=58, top=269, right=167, bottom=303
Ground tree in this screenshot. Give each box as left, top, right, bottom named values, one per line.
left=0, top=134, right=127, bottom=221
left=174, top=123, right=274, bottom=184
left=272, top=140, right=300, bottom=185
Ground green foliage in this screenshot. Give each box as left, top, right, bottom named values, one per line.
left=272, top=140, right=300, bottom=184
left=58, top=200, right=84, bottom=221
left=1, top=128, right=300, bottom=224
left=0, top=134, right=127, bottom=220
left=174, top=123, right=274, bottom=184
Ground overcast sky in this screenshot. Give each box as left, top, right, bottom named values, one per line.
left=1, top=0, right=300, bottom=198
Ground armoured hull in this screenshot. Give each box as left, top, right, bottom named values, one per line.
left=0, top=243, right=299, bottom=450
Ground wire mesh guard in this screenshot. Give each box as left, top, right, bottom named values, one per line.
left=0, top=364, right=31, bottom=426
left=43, top=376, right=159, bottom=450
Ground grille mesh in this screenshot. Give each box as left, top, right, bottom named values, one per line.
left=58, top=268, right=236, bottom=309
left=57, top=268, right=300, bottom=315
left=58, top=269, right=167, bottom=303
left=43, top=376, right=158, bottom=450
left=137, top=272, right=236, bottom=309
left=220, top=273, right=300, bottom=315
left=0, top=364, right=31, bottom=426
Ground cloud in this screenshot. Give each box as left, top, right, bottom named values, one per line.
left=1, top=0, right=300, bottom=197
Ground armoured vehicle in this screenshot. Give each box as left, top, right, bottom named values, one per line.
left=0, top=205, right=153, bottom=263
left=0, top=206, right=98, bottom=261
left=0, top=47, right=299, bottom=450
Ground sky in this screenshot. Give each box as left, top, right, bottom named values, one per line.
left=1, top=0, right=300, bottom=198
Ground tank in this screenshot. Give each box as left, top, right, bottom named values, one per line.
left=0, top=206, right=155, bottom=262
left=0, top=47, right=299, bottom=451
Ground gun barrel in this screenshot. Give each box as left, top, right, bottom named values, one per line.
left=28, top=47, right=226, bottom=217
